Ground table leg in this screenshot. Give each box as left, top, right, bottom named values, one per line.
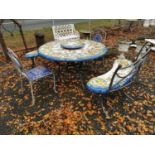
left=77, top=62, right=85, bottom=89
left=55, top=62, right=62, bottom=83
left=31, top=58, right=35, bottom=68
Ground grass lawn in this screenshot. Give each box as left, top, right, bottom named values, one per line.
left=1, top=19, right=127, bottom=51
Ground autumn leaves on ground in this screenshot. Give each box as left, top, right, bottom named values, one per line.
left=0, top=23, right=155, bottom=135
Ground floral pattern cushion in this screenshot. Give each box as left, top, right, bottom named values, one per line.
left=87, top=58, right=134, bottom=94
left=25, top=66, right=52, bottom=81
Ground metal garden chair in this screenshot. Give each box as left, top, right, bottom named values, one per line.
left=52, top=24, right=80, bottom=41
left=7, top=48, right=57, bottom=105
left=87, top=40, right=152, bottom=118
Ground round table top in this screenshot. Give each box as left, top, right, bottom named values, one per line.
left=38, top=39, right=108, bottom=62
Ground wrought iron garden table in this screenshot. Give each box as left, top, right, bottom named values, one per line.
left=38, top=39, right=108, bottom=87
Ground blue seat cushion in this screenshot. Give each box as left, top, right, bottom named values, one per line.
left=26, top=66, right=52, bottom=81
left=87, top=77, right=132, bottom=94
left=25, top=50, right=38, bottom=58
left=87, top=57, right=134, bottom=94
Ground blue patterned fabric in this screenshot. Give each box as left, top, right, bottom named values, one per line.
left=25, top=50, right=38, bottom=58
left=26, top=66, right=52, bottom=81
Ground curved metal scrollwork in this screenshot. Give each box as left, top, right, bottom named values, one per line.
left=109, top=42, right=151, bottom=92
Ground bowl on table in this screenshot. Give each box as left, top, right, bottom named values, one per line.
left=61, top=41, right=85, bottom=50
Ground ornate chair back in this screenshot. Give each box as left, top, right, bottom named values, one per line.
left=52, top=24, right=80, bottom=40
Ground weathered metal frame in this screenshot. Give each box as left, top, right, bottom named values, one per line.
left=0, top=19, right=28, bottom=60
left=6, top=48, right=57, bottom=105
left=98, top=41, right=152, bottom=118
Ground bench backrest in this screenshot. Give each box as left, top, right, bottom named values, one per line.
left=52, top=24, right=77, bottom=40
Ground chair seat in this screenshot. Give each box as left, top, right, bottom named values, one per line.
left=25, top=50, right=38, bottom=58
left=58, top=35, right=79, bottom=40
left=151, top=47, right=155, bottom=51
left=26, top=66, right=52, bottom=81
left=87, top=58, right=134, bottom=94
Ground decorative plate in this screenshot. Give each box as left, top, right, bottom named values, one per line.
left=93, top=34, right=103, bottom=42
left=61, top=41, right=85, bottom=49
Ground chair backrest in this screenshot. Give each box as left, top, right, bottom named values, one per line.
left=135, top=42, right=151, bottom=61
left=7, top=48, right=24, bottom=74
left=52, top=24, right=77, bottom=40
left=93, top=34, right=103, bottom=42
left=92, top=28, right=107, bottom=43
left=109, top=43, right=151, bottom=92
